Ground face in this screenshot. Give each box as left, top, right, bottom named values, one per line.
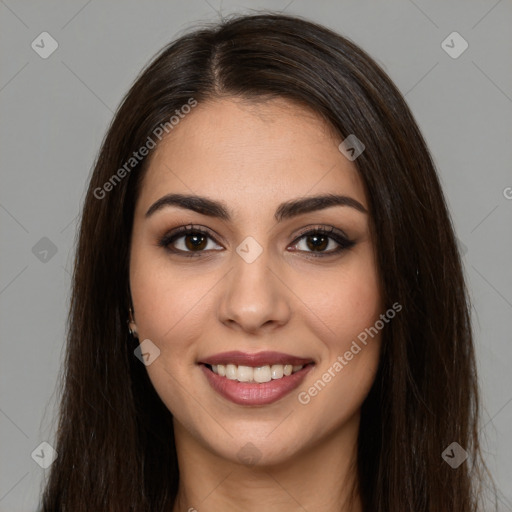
left=129, top=97, right=383, bottom=466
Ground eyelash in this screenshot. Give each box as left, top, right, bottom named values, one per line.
left=157, top=224, right=356, bottom=259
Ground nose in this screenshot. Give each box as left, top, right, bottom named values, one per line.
left=217, top=244, right=292, bottom=334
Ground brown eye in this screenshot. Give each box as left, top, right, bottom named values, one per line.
left=182, top=232, right=208, bottom=251
left=290, top=227, right=355, bottom=257
left=158, top=225, right=223, bottom=256
left=304, top=233, right=329, bottom=252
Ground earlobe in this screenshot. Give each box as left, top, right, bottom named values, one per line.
left=128, top=306, right=138, bottom=338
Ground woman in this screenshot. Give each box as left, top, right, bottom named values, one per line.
left=40, top=12, right=493, bottom=511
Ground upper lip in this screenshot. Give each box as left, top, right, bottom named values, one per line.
left=199, top=351, right=315, bottom=367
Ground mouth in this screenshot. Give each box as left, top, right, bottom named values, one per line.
left=198, top=351, right=315, bottom=406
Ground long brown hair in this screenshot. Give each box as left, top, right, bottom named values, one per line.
left=39, top=12, right=494, bottom=511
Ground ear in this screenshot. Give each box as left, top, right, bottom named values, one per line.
left=128, top=304, right=138, bottom=338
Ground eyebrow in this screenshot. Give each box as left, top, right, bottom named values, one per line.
left=145, top=193, right=368, bottom=222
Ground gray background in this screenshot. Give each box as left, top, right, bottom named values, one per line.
left=1, top=0, right=511, bottom=510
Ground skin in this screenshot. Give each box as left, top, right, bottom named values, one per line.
left=129, top=97, right=383, bottom=512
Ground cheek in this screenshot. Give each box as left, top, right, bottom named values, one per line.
left=293, top=314, right=382, bottom=447
left=292, top=251, right=382, bottom=345
left=291, top=251, right=382, bottom=416
left=129, top=254, right=209, bottom=415
left=130, top=248, right=210, bottom=343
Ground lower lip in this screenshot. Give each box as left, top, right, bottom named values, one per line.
left=200, top=363, right=314, bottom=406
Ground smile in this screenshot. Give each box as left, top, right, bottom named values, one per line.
left=200, top=362, right=315, bottom=406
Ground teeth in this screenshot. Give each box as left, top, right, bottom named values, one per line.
left=270, top=364, right=283, bottom=379
left=225, top=364, right=237, bottom=380
left=237, top=365, right=252, bottom=382
left=210, top=363, right=305, bottom=383
left=253, top=366, right=271, bottom=383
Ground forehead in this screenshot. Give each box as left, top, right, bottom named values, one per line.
left=136, top=97, right=367, bottom=218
